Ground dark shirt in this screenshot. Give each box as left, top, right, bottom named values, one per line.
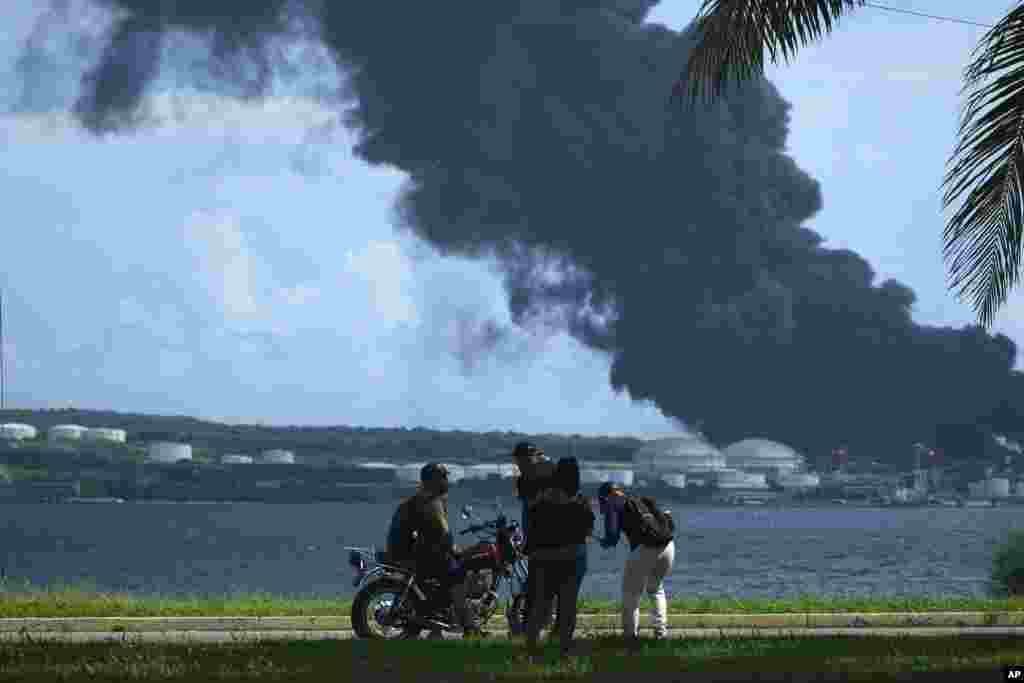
left=410, top=490, right=455, bottom=571
left=600, top=494, right=639, bottom=551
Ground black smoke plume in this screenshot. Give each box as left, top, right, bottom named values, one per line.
left=34, top=0, right=1024, bottom=459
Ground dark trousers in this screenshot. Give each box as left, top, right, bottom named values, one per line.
left=525, top=557, right=580, bottom=651
left=524, top=546, right=586, bottom=622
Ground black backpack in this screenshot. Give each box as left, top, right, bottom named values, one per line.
left=624, top=495, right=675, bottom=547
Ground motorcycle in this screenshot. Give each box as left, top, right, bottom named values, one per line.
left=346, top=503, right=539, bottom=639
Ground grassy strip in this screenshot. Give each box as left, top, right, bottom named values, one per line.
left=0, top=580, right=1021, bottom=618
left=0, top=635, right=1020, bottom=681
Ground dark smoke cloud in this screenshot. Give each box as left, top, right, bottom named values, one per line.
left=38, top=0, right=1024, bottom=458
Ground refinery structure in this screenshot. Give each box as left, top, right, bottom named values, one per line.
left=0, top=414, right=1023, bottom=505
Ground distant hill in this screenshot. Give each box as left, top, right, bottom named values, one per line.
left=0, top=408, right=645, bottom=465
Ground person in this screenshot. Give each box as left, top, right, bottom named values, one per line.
left=512, top=443, right=589, bottom=634
left=387, top=462, right=482, bottom=637
left=597, top=481, right=676, bottom=647
left=523, top=456, right=594, bottom=658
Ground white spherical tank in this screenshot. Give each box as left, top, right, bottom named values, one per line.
left=775, top=472, right=821, bottom=490
left=723, top=439, right=806, bottom=474
left=146, top=442, right=192, bottom=464
left=713, top=469, right=769, bottom=489
left=986, top=478, right=1011, bottom=499
left=48, top=424, right=87, bottom=442
left=632, top=437, right=726, bottom=482
left=221, top=454, right=253, bottom=465
left=259, top=449, right=295, bottom=464
left=83, top=427, right=127, bottom=444
left=0, top=423, right=37, bottom=440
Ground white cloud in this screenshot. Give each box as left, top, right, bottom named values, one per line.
left=183, top=209, right=263, bottom=320
left=341, top=240, right=418, bottom=327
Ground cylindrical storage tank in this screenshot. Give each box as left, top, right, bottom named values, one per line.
left=146, top=442, right=192, bottom=464
left=580, top=468, right=635, bottom=486
left=395, top=463, right=426, bottom=484
left=723, top=439, right=806, bottom=475
left=259, top=449, right=295, bottom=464
left=443, top=464, right=465, bottom=483
left=48, top=424, right=87, bottom=443
left=776, top=472, right=821, bottom=490
left=463, top=463, right=518, bottom=479
left=221, top=454, right=253, bottom=465
left=713, top=469, right=769, bottom=489
left=0, top=423, right=37, bottom=440
left=632, top=437, right=726, bottom=483
left=987, top=477, right=1011, bottom=499
left=83, top=428, right=127, bottom=444
left=660, top=473, right=688, bottom=488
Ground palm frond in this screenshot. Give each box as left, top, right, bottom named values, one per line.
left=680, top=1, right=866, bottom=103
left=943, top=5, right=1024, bottom=327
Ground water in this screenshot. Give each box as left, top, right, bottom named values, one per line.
left=1, top=501, right=1020, bottom=600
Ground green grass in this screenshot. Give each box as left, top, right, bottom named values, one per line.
left=0, top=579, right=1022, bottom=617
left=0, top=635, right=1020, bottom=681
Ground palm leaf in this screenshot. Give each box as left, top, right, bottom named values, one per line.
left=680, top=1, right=866, bottom=102
left=943, top=5, right=1024, bottom=327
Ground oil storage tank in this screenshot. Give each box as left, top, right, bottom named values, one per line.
left=146, top=442, right=192, bottom=464
left=774, top=472, right=821, bottom=491
left=48, top=424, right=87, bottom=443
left=580, top=467, right=635, bottom=486
left=0, top=423, right=37, bottom=440
left=259, top=450, right=295, bottom=464
left=723, top=439, right=807, bottom=475
left=632, top=436, right=726, bottom=484
left=712, top=469, right=769, bottom=490
left=83, top=428, right=127, bottom=444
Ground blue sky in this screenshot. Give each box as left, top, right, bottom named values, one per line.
left=0, top=1, right=1019, bottom=435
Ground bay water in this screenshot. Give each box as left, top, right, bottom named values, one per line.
left=1, top=500, right=1019, bottom=600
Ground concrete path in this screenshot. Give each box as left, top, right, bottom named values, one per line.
left=1, top=611, right=1021, bottom=632
left=2, top=626, right=1024, bottom=643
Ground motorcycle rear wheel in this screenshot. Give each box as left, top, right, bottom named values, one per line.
left=352, top=579, right=420, bottom=640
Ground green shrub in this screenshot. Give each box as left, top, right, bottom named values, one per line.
left=991, top=529, right=1024, bottom=596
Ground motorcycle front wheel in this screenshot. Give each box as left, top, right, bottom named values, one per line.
left=351, top=579, right=421, bottom=640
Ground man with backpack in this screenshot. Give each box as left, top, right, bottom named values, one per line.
left=523, top=456, right=594, bottom=659
left=384, top=463, right=483, bottom=637
left=597, top=482, right=676, bottom=646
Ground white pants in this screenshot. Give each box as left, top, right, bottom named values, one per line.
left=621, top=540, right=675, bottom=638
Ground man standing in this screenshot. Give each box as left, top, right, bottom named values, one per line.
left=512, top=443, right=590, bottom=634
left=597, top=482, right=675, bottom=646
left=523, top=457, right=593, bottom=659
